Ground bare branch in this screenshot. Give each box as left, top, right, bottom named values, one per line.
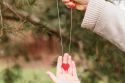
left=2, top=1, right=79, bottom=48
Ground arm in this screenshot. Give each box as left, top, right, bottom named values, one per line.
left=82, top=0, right=125, bottom=52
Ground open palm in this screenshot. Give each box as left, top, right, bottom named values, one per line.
left=47, top=53, right=80, bottom=83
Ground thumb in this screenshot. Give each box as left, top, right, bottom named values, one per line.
left=73, top=0, right=83, bottom=3
left=47, top=71, right=57, bottom=83
left=73, top=0, right=87, bottom=11
left=73, top=0, right=87, bottom=5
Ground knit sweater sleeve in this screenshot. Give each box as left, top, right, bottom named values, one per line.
left=81, top=0, right=125, bottom=52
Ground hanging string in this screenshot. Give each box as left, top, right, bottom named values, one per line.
left=68, top=8, right=73, bottom=53
left=56, top=0, right=73, bottom=55
left=56, top=0, right=64, bottom=56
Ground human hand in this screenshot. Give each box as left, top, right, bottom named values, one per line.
left=62, top=0, right=88, bottom=11
left=47, top=53, right=80, bottom=83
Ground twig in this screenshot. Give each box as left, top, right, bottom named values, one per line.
left=2, top=1, right=79, bottom=48
left=0, top=5, right=3, bottom=37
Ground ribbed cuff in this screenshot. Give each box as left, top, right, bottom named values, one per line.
left=81, top=0, right=106, bottom=30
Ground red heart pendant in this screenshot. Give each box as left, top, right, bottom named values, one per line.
left=61, top=63, right=70, bottom=71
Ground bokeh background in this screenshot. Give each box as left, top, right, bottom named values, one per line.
left=0, top=0, right=125, bottom=83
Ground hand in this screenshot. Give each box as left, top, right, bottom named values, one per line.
left=47, top=53, right=80, bottom=83
left=62, top=0, right=88, bottom=11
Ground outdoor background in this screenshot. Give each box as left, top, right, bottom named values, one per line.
left=0, top=0, right=125, bottom=83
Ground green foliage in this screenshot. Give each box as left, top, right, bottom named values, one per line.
left=2, top=64, right=22, bottom=83
left=12, top=0, right=36, bottom=8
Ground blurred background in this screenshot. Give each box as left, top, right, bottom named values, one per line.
left=0, top=0, right=125, bottom=83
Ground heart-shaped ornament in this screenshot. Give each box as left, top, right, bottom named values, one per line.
left=61, top=63, right=70, bottom=71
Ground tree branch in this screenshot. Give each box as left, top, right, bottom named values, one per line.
left=2, top=1, right=79, bottom=48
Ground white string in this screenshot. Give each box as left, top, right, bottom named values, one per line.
left=56, top=0, right=73, bottom=55
left=56, top=0, right=64, bottom=56
left=69, top=9, right=73, bottom=53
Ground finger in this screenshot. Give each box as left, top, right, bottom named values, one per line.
left=72, top=61, right=78, bottom=77
left=73, top=0, right=88, bottom=4
left=62, top=0, right=70, bottom=3
left=56, top=56, right=63, bottom=77
left=62, top=53, right=69, bottom=73
left=65, top=2, right=76, bottom=7
left=63, top=53, right=69, bottom=63
left=68, top=55, right=72, bottom=75
left=47, top=71, right=57, bottom=83
left=65, top=2, right=76, bottom=9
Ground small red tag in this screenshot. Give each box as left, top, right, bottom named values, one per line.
left=61, top=63, right=70, bottom=71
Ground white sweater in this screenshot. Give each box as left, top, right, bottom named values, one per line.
left=81, top=0, right=125, bottom=52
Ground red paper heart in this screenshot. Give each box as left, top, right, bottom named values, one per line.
left=61, top=63, right=70, bottom=71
